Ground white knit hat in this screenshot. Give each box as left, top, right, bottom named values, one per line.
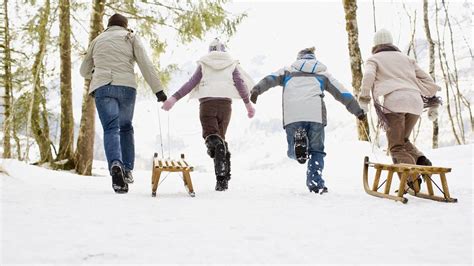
left=209, top=38, right=226, bottom=52
left=373, top=29, right=393, bottom=46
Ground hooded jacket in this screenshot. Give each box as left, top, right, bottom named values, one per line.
left=252, top=58, right=363, bottom=127
left=189, top=51, right=254, bottom=99
left=80, top=26, right=163, bottom=94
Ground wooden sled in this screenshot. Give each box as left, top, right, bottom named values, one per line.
left=363, top=156, right=457, bottom=204
left=151, top=153, right=195, bottom=197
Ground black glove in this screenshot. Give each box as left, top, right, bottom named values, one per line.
left=155, top=91, right=167, bottom=102
left=357, top=112, right=367, bottom=121
left=250, top=91, right=259, bottom=104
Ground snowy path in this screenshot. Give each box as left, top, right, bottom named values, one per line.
left=1, top=143, right=472, bottom=264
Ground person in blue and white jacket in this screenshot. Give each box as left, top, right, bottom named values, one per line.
left=250, top=47, right=366, bottom=194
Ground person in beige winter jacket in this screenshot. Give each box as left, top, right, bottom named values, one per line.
left=80, top=14, right=168, bottom=194
left=359, top=29, right=441, bottom=170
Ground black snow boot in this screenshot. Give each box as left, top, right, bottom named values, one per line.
left=205, top=134, right=226, bottom=159
left=224, top=144, right=231, bottom=181
left=124, top=170, right=134, bottom=184
left=205, top=135, right=227, bottom=177
left=294, top=128, right=309, bottom=164
left=111, top=161, right=128, bottom=194
left=309, top=186, right=328, bottom=195
left=416, top=156, right=432, bottom=166
left=215, top=176, right=228, bottom=191
left=412, top=156, right=432, bottom=192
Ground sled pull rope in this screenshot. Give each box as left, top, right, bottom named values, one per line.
left=168, top=112, right=171, bottom=158
left=157, top=104, right=165, bottom=158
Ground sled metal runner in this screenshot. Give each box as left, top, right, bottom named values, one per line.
left=363, top=156, right=457, bottom=204
left=151, top=153, right=195, bottom=197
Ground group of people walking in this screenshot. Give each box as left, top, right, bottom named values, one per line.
left=80, top=14, right=440, bottom=194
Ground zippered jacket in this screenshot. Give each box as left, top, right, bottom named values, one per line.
left=252, top=59, right=364, bottom=127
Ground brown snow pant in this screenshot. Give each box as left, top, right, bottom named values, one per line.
left=385, top=113, right=424, bottom=164
left=199, top=99, right=232, bottom=140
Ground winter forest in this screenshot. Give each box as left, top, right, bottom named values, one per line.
left=0, top=0, right=472, bottom=265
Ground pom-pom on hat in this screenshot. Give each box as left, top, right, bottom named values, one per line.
left=209, top=38, right=226, bottom=52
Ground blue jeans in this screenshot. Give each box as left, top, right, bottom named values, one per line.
left=285, top=121, right=326, bottom=189
left=94, top=85, right=136, bottom=173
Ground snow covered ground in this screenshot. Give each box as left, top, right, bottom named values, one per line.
left=1, top=140, right=472, bottom=264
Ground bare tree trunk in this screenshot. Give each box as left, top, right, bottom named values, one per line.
left=404, top=5, right=418, bottom=61
left=371, top=0, right=376, bottom=32
left=342, top=0, right=369, bottom=141
left=1, top=0, right=12, bottom=158
left=441, top=0, right=473, bottom=132
left=57, top=0, right=74, bottom=164
left=423, top=0, right=439, bottom=149
left=434, top=0, right=462, bottom=145
left=30, top=0, right=53, bottom=163
left=75, top=0, right=105, bottom=175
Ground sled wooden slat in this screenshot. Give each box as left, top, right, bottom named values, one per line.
left=151, top=153, right=195, bottom=198
left=363, top=156, right=456, bottom=204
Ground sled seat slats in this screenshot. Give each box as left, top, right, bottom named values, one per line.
left=363, top=156, right=457, bottom=204
left=151, top=153, right=195, bottom=198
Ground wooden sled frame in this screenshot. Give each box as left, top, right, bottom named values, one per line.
left=363, top=156, right=457, bottom=204
left=151, top=153, right=195, bottom=197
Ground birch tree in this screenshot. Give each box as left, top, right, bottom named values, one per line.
left=423, top=0, right=439, bottom=148
left=1, top=0, right=12, bottom=158
left=343, top=0, right=369, bottom=141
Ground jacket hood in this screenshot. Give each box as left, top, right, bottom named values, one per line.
left=198, top=51, right=237, bottom=70
left=291, top=59, right=327, bottom=74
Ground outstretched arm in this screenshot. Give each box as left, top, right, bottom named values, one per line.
left=162, top=66, right=202, bottom=111
left=232, top=68, right=250, bottom=104
left=250, top=68, right=287, bottom=103
left=172, top=66, right=203, bottom=101
left=323, top=72, right=365, bottom=118
left=412, top=59, right=440, bottom=97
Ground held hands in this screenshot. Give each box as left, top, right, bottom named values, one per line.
left=156, top=90, right=167, bottom=102
left=357, top=112, right=367, bottom=121
left=162, top=96, right=177, bottom=111
left=427, top=106, right=439, bottom=121
left=245, top=102, right=255, bottom=118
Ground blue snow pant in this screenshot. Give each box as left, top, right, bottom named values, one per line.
left=285, top=121, right=326, bottom=190
left=94, top=85, right=136, bottom=174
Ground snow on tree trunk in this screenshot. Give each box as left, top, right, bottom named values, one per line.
left=57, top=0, right=75, bottom=165
left=423, top=0, right=439, bottom=149
left=1, top=0, right=12, bottom=158
left=30, top=0, right=52, bottom=163
left=74, top=0, right=105, bottom=175
left=343, top=0, right=369, bottom=141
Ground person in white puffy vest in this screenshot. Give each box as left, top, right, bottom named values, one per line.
left=162, top=38, right=255, bottom=191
